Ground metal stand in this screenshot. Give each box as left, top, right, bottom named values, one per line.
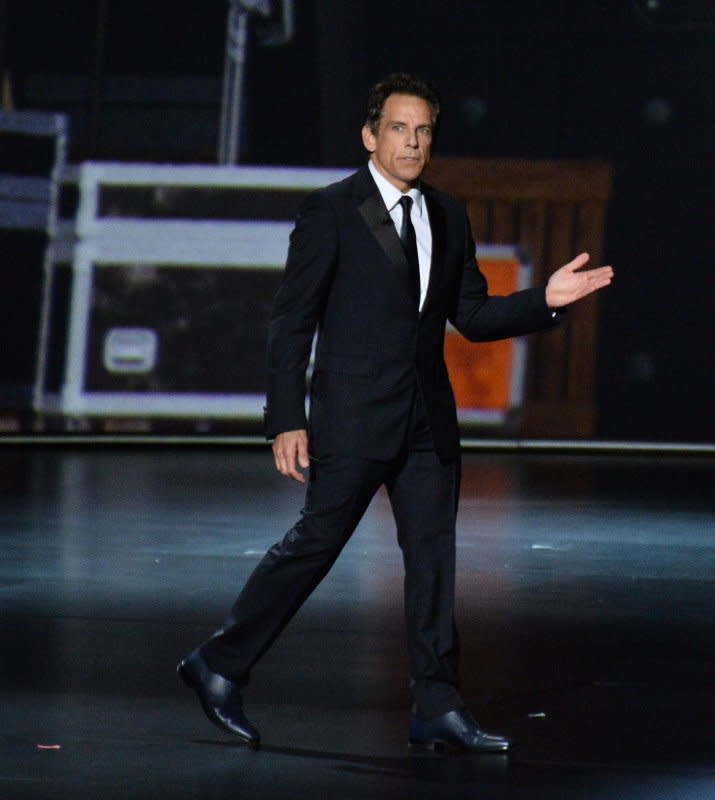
left=217, top=1, right=250, bottom=165
left=217, top=0, right=294, bottom=165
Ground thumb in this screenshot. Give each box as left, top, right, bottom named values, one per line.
left=566, top=252, right=590, bottom=272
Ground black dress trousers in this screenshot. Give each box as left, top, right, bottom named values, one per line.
left=201, top=386, right=463, bottom=719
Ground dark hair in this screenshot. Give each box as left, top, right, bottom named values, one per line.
left=364, top=73, right=441, bottom=134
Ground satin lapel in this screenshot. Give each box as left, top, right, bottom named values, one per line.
left=357, top=184, right=411, bottom=284
left=422, top=189, right=446, bottom=316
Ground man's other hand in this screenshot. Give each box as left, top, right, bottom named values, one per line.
left=545, top=252, right=614, bottom=309
left=272, top=429, right=309, bottom=483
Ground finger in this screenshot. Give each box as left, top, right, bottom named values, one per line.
left=583, top=265, right=613, bottom=277
left=297, top=436, right=309, bottom=469
left=290, top=469, right=306, bottom=483
left=576, top=270, right=613, bottom=299
left=291, top=435, right=308, bottom=481
left=584, top=266, right=614, bottom=286
left=272, top=440, right=282, bottom=471
left=272, top=438, right=293, bottom=474
left=276, top=440, right=306, bottom=483
left=565, top=252, right=590, bottom=272
left=285, top=450, right=306, bottom=482
left=272, top=442, right=288, bottom=475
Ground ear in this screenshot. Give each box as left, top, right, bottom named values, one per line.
left=361, top=125, right=376, bottom=153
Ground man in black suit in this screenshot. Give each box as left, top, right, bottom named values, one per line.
left=179, top=73, right=613, bottom=752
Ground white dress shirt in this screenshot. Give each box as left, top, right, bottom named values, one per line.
left=368, top=159, right=432, bottom=311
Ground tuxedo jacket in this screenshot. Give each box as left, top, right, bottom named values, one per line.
left=264, top=165, right=560, bottom=462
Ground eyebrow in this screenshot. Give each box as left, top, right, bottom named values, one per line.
left=386, top=118, right=433, bottom=129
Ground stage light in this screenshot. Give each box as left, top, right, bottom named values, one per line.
left=634, top=0, right=715, bottom=29
left=642, top=97, right=673, bottom=127
left=461, top=96, right=488, bottom=126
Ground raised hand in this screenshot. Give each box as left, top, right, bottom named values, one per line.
left=545, top=252, right=614, bottom=309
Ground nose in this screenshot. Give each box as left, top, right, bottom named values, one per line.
left=406, top=127, right=419, bottom=147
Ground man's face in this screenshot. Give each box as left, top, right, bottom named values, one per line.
left=362, top=93, right=434, bottom=192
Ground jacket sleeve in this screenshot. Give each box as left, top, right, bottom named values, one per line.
left=264, top=191, right=338, bottom=439
left=449, top=210, right=564, bottom=342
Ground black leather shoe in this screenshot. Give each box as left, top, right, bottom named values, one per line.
left=408, top=709, right=510, bottom=753
left=177, top=649, right=260, bottom=745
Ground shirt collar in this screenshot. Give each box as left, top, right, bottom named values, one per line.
left=368, top=159, right=424, bottom=217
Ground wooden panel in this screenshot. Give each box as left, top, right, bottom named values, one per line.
left=546, top=201, right=578, bottom=265
left=466, top=199, right=489, bottom=244
left=424, top=158, right=612, bottom=202
left=566, top=201, right=609, bottom=402
left=522, top=401, right=595, bottom=438
left=517, top=199, right=547, bottom=283
left=532, top=201, right=575, bottom=404
left=574, top=200, right=607, bottom=264
left=491, top=200, right=517, bottom=243
left=423, top=157, right=612, bottom=439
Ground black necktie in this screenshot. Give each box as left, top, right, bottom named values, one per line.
left=398, top=195, right=421, bottom=307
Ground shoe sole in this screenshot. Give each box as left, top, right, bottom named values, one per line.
left=408, top=738, right=509, bottom=754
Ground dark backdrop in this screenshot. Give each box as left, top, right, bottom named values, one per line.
left=2, top=0, right=713, bottom=441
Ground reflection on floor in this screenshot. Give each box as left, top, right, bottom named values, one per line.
left=1, top=446, right=713, bottom=799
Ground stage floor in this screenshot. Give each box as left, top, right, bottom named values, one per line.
left=1, top=446, right=713, bottom=799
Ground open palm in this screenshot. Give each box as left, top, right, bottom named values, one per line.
left=545, top=252, right=614, bottom=308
